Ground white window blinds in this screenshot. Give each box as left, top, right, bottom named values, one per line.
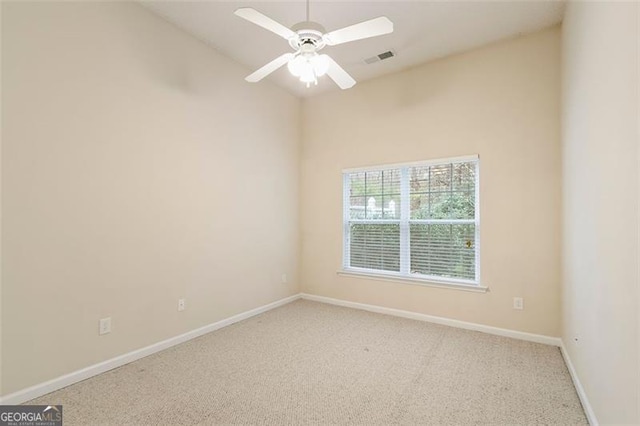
left=343, top=156, right=479, bottom=285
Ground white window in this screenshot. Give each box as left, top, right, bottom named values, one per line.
left=342, top=155, right=479, bottom=286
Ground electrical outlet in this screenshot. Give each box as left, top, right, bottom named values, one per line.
left=281, top=274, right=287, bottom=284
left=513, top=297, right=524, bottom=310
left=178, top=299, right=185, bottom=312
left=99, top=317, right=111, bottom=335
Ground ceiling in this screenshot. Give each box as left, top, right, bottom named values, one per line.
left=141, top=1, right=565, bottom=98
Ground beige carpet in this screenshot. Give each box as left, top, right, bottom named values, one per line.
left=29, top=300, right=587, bottom=425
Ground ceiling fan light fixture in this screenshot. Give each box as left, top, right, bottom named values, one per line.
left=287, top=55, right=306, bottom=77
left=299, top=66, right=317, bottom=87
left=287, top=53, right=329, bottom=87
left=311, top=54, right=330, bottom=77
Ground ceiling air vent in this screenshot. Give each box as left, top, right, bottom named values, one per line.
left=364, top=50, right=396, bottom=64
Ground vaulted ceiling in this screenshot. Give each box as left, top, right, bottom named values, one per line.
left=142, top=1, right=565, bottom=97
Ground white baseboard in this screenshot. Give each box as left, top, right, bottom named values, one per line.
left=2, top=292, right=568, bottom=407
left=560, top=341, right=598, bottom=426
left=0, top=293, right=301, bottom=405
left=300, top=293, right=561, bottom=346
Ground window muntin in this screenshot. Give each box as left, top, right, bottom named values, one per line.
left=343, top=156, right=479, bottom=285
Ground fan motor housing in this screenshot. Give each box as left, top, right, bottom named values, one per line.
left=289, top=21, right=326, bottom=50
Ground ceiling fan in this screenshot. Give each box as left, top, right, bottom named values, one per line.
left=234, top=2, right=394, bottom=90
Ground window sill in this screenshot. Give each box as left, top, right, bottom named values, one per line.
left=337, top=269, right=489, bottom=293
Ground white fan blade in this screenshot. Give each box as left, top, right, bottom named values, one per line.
left=324, top=16, right=393, bottom=46
left=234, top=8, right=296, bottom=41
left=245, top=53, right=295, bottom=83
left=325, top=56, right=356, bottom=90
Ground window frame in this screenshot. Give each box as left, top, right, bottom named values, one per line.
left=341, top=155, right=481, bottom=289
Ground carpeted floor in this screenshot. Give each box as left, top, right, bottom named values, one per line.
left=29, top=300, right=587, bottom=425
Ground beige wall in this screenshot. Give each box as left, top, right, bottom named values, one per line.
left=301, top=28, right=561, bottom=337
left=562, top=2, right=639, bottom=424
left=1, top=2, right=300, bottom=396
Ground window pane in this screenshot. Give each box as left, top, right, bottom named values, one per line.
left=365, top=195, right=383, bottom=219
left=349, top=196, right=366, bottom=219
left=452, top=162, right=475, bottom=192
left=383, top=169, right=402, bottom=194
left=410, top=166, right=429, bottom=193
left=410, top=193, right=429, bottom=219
left=450, top=191, right=475, bottom=220
left=350, top=223, right=400, bottom=272
left=365, top=170, right=383, bottom=196
left=383, top=194, right=400, bottom=219
left=410, top=224, right=475, bottom=280
left=350, top=172, right=366, bottom=196
left=410, top=161, right=475, bottom=220
left=428, top=192, right=450, bottom=219
left=409, top=166, right=429, bottom=219
left=349, top=172, right=366, bottom=219
left=429, top=164, right=452, bottom=192
left=349, top=169, right=401, bottom=219
left=382, top=169, right=401, bottom=219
